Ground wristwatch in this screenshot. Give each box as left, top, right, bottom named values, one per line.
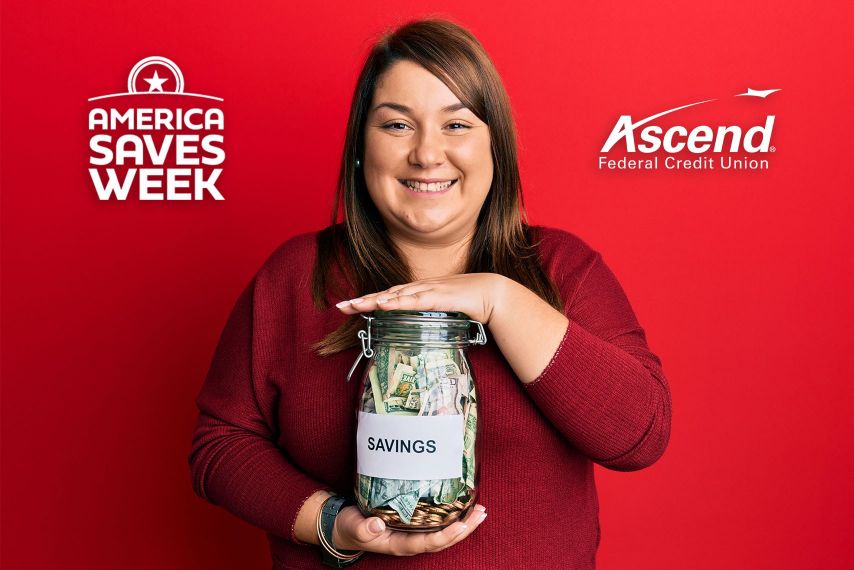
left=317, top=495, right=364, bottom=567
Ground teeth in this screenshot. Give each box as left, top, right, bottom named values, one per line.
left=403, top=179, right=455, bottom=192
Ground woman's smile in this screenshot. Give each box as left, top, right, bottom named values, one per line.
left=397, top=178, right=458, bottom=195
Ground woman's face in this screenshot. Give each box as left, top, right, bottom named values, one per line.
left=362, top=59, right=493, bottom=242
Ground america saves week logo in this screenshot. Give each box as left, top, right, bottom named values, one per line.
left=598, top=88, right=780, bottom=172
left=87, top=56, right=225, bottom=200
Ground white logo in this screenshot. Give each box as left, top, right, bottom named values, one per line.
left=87, top=56, right=226, bottom=200
left=599, top=88, right=780, bottom=172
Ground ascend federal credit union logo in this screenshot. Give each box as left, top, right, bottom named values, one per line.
left=87, top=56, right=225, bottom=200
left=599, top=88, right=780, bottom=172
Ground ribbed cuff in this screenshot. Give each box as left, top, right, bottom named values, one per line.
left=289, top=483, right=334, bottom=545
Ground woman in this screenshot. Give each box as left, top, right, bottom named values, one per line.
left=189, top=18, right=671, bottom=569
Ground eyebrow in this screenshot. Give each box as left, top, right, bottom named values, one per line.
left=371, top=102, right=469, bottom=114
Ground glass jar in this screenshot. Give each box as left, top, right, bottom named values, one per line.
left=347, top=309, right=487, bottom=532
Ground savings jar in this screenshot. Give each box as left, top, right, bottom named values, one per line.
left=347, top=309, right=487, bottom=532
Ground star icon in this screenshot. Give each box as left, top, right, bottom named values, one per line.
left=144, top=70, right=169, bottom=93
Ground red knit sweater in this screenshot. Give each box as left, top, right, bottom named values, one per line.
left=188, top=225, right=672, bottom=570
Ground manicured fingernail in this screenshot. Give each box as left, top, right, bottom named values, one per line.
left=377, top=298, right=388, bottom=304
left=369, top=519, right=384, bottom=533
left=478, top=513, right=487, bottom=524
left=474, top=505, right=486, bottom=512
left=335, top=301, right=350, bottom=308
left=349, top=298, right=364, bottom=304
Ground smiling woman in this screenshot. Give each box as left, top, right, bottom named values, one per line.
left=189, top=17, right=672, bottom=570
left=312, top=19, right=564, bottom=356
left=362, top=59, right=493, bottom=244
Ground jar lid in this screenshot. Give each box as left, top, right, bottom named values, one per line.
left=373, top=309, right=471, bottom=322
left=368, top=310, right=480, bottom=347
left=346, top=311, right=488, bottom=380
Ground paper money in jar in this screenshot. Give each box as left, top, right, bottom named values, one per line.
left=347, top=310, right=487, bottom=532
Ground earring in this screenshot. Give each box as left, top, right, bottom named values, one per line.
left=355, top=158, right=361, bottom=168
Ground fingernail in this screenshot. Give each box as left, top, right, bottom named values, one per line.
left=455, top=523, right=468, bottom=535
left=349, top=298, right=364, bottom=304
left=474, top=505, right=486, bottom=512
left=335, top=301, right=350, bottom=308
left=369, top=519, right=384, bottom=533
left=377, top=298, right=388, bottom=304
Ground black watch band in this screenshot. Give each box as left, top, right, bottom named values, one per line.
left=318, top=495, right=363, bottom=568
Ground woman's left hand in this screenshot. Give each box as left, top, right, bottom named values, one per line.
left=335, top=273, right=506, bottom=324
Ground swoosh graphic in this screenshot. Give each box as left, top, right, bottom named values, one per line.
left=629, top=98, right=718, bottom=128
left=735, top=88, right=781, bottom=98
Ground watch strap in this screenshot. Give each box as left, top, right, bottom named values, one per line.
left=318, top=495, right=363, bottom=567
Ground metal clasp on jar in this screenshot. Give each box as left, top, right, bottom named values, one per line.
left=469, top=320, right=488, bottom=345
left=346, top=314, right=374, bottom=382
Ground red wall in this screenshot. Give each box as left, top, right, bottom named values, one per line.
left=2, top=1, right=852, bottom=568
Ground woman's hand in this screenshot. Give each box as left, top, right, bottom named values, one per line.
left=335, top=273, right=506, bottom=324
left=331, top=504, right=487, bottom=556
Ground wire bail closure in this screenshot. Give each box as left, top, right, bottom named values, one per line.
left=346, top=315, right=374, bottom=382
left=469, top=320, right=488, bottom=345
left=345, top=313, right=487, bottom=382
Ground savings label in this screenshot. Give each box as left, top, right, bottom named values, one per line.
left=356, top=412, right=464, bottom=480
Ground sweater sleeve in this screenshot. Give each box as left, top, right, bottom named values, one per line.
left=523, top=251, right=672, bottom=471
left=188, top=275, right=332, bottom=544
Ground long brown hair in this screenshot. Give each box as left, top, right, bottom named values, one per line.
left=310, top=17, right=564, bottom=356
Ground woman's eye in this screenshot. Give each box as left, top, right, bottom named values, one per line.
left=381, top=122, right=470, bottom=131
left=383, top=122, right=410, bottom=131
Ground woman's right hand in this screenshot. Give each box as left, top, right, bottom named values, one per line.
left=331, top=504, right=487, bottom=556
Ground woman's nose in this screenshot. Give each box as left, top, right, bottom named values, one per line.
left=409, top=127, right=446, bottom=167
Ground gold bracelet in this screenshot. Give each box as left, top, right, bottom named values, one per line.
left=316, top=496, right=364, bottom=561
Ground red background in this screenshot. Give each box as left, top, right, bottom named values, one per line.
left=2, top=1, right=853, bottom=568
